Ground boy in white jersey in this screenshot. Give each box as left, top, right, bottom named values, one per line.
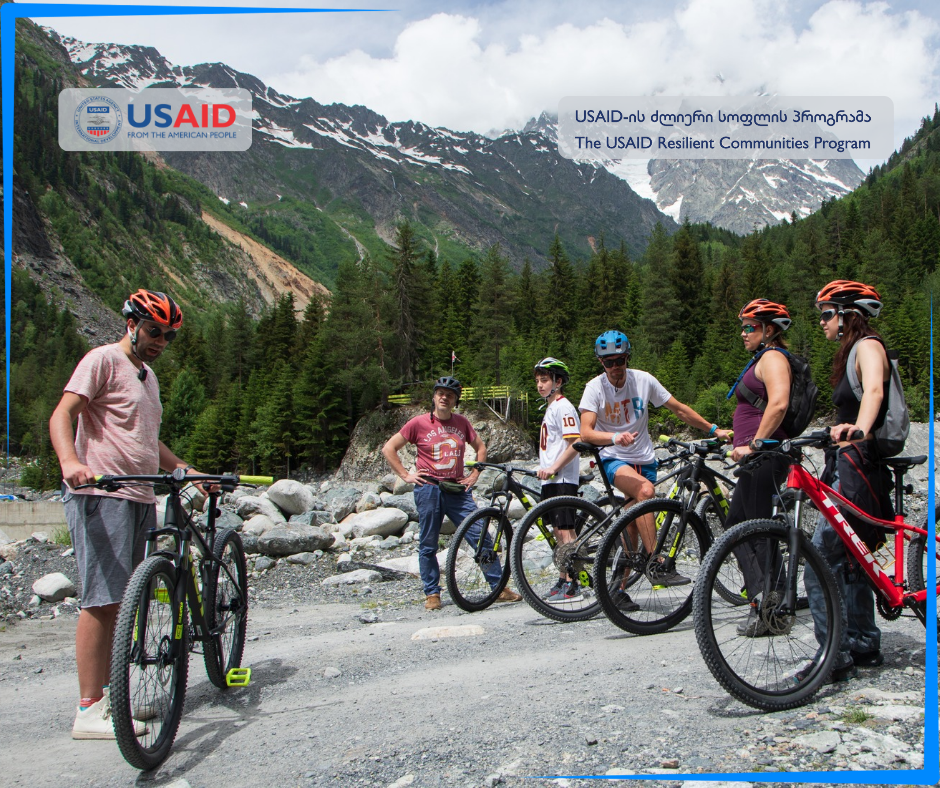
left=533, top=358, right=583, bottom=603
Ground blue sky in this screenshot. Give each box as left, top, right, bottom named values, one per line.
left=32, top=1, right=940, bottom=157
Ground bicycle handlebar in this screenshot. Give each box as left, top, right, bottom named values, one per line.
left=465, top=461, right=539, bottom=478
left=78, top=472, right=274, bottom=492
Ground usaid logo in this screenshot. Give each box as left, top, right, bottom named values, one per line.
left=73, top=95, right=122, bottom=144
left=127, top=102, right=237, bottom=129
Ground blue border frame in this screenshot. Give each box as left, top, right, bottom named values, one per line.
left=2, top=3, right=936, bottom=783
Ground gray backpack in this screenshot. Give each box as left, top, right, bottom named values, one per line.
left=846, top=336, right=909, bottom=457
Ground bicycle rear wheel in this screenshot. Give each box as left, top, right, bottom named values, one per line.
left=445, top=507, right=512, bottom=611
left=594, top=498, right=709, bottom=635
left=693, top=519, right=841, bottom=711
left=509, top=496, right=606, bottom=622
left=204, top=528, right=249, bottom=689
left=110, top=555, right=189, bottom=770
left=906, top=507, right=939, bottom=629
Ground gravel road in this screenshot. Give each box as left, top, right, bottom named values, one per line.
left=0, top=540, right=935, bottom=788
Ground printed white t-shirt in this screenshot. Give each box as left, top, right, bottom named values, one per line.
left=539, top=396, right=581, bottom=486
left=578, top=371, right=671, bottom=465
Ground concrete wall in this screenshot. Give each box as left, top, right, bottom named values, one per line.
left=0, top=501, right=66, bottom=541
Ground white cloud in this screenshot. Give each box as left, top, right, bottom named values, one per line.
left=270, top=0, right=939, bottom=147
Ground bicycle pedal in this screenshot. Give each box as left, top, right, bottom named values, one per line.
left=225, top=667, right=251, bottom=687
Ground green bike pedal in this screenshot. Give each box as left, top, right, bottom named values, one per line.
left=225, top=667, right=251, bottom=687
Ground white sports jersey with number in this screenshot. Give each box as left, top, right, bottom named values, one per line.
left=539, top=396, right=581, bottom=486
left=578, top=371, right=671, bottom=464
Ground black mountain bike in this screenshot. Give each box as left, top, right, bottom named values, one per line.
left=444, top=462, right=543, bottom=611
left=79, top=469, right=271, bottom=770
left=508, top=441, right=690, bottom=623
left=593, top=437, right=738, bottom=636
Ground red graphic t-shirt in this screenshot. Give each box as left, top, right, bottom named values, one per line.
left=399, top=412, right=477, bottom=480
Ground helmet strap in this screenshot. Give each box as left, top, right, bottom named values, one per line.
left=837, top=309, right=845, bottom=340
left=128, top=319, right=144, bottom=363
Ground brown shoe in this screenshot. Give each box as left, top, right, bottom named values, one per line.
left=495, top=588, right=522, bottom=603
left=424, top=593, right=442, bottom=611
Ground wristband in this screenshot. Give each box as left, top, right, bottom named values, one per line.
left=708, top=424, right=717, bottom=436
left=611, top=432, right=620, bottom=446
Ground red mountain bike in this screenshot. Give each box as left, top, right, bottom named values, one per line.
left=693, top=429, right=935, bottom=711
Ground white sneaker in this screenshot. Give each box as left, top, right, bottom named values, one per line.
left=71, top=690, right=148, bottom=739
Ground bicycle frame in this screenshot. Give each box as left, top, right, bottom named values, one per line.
left=784, top=462, right=935, bottom=619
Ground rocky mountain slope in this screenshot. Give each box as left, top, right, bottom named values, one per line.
left=50, top=29, right=675, bottom=275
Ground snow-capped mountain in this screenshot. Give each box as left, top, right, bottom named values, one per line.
left=51, top=32, right=673, bottom=268
left=522, top=112, right=864, bottom=235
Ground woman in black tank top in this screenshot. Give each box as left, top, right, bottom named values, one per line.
left=801, top=280, right=895, bottom=684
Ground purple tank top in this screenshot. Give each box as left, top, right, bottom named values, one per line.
left=732, top=364, right=788, bottom=447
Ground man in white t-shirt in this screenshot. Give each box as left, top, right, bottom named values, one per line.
left=580, top=331, right=731, bottom=592
left=533, top=358, right=582, bottom=603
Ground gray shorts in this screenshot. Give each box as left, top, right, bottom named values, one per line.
left=65, top=494, right=156, bottom=608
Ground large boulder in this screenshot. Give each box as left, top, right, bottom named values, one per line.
left=356, top=492, right=382, bottom=513
left=350, top=508, right=409, bottom=538
left=322, top=568, right=382, bottom=586
left=266, top=479, right=315, bottom=517
left=257, top=524, right=334, bottom=556
left=289, top=510, right=333, bottom=527
left=322, top=487, right=362, bottom=522
left=242, top=514, right=277, bottom=537
left=32, top=572, right=77, bottom=602
left=235, top=495, right=286, bottom=523
left=380, top=492, right=418, bottom=521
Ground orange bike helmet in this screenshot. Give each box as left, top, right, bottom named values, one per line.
left=122, top=289, right=183, bottom=329
left=739, top=299, right=791, bottom=331
left=814, top=280, right=882, bottom=318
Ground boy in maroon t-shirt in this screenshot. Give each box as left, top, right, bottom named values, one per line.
left=382, top=377, right=521, bottom=609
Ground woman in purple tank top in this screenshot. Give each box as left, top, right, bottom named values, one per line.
left=725, top=299, right=794, bottom=636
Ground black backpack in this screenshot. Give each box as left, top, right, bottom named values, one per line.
left=730, top=347, right=819, bottom=438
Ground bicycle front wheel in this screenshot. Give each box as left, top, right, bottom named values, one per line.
left=906, top=507, right=940, bottom=629
left=204, top=528, right=249, bottom=689
left=693, top=519, right=841, bottom=711
left=509, top=496, right=606, bottom=622
left=110, top=555, right=189, bottom=770
left=445, top=507, right=512, bottom=611
left=594, top=498, right=709, bottom=635
left=695, top=496, right=748, bottom=606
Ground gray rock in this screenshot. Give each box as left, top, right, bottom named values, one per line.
left=181, top=483, right=206, bottom=513
left=0, top=527, right=14, bottom=545
left=241, top=534, right=260, bottom=554
left=379, top=474, right=397, bottom=493
left=350, top=508, right=409, bottom=538
left=440, top=516, right=457, bottom=536
left=258, top=524, right=335, bottom=556
left=356, top=492, right=382, bottom=513
left=321, top=568, right=382, bottom=586
left=323, top=666, right=341, bottom=678
left=254, top=556, right=277, bottom=571
left=323, top=487, right=362, bottom=521
left=579, top=484, right=601, bottom=503
left=289, top=510, right=333, bottom=527
left=285, top=552, right=318, bottom=565
left=197, top=510, right=244, bottom=532
left=234, top=495, right=286, bottom=523
left=267, top=479, right=316, bottom=516
left=380, top=493, right=418, bottom=520
left=242, top=514, right=277, bottom=537
left=794, top=730, right=841, bottom=753
left=377, top=536, right=401, bottom=550
left=32, top=572, right=77, bottom=602
left=392, top=477, right=415, bottom=495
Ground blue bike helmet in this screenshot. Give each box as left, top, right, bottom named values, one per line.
left=594, top=330, right=631, bottom=358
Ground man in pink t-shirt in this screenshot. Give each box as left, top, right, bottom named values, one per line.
left=49, top=290, right=206, bottom=741
left=382, top=377, right=521, bottom=610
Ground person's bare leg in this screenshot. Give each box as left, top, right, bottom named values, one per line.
left=76, top=604, right=119, bottom=699
left=613, top=468, right=655, bottom=551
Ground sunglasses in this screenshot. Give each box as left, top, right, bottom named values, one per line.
left=741, top=324, right=759, bottom=334
left=818, top=308, right=838, bottom=323
left=601, top=356, right=627, bottom=369
left=144, top=325, right=177, bottom=341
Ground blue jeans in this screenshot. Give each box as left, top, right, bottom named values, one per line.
left=413, top=483, right=500, bottom=596
left=804, top=475, right=881, bottom=668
